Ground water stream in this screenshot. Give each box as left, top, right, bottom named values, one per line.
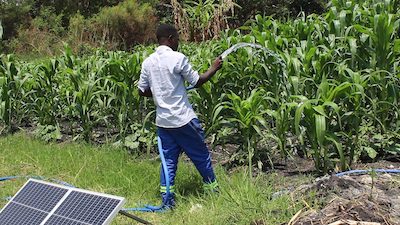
left=220, top=42, right=286, bottom=68
left=187, top=42, right=287, bottom=90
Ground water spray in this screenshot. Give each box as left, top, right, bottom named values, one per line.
left=220, top=43, right=285, bottom=68
left=187, top=42, right=286, bottom=91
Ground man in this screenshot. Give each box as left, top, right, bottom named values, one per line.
left=138, top=24, right=223, bottom=208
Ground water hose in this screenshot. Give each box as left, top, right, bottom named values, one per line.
left=0, top=175, right=75, bottom=187
left=122, top=136, right=171, bottom=212
left=269, top=168, right=400, bottom=199
left=335, top=169, right=400, bottom=177
left=0, top=136, right=172, bottom=213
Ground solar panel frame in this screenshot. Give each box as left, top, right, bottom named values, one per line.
left=0, top=179, right=126, bottom=225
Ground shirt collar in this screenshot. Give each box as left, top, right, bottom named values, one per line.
left=156, top=45, right=173, bottom=53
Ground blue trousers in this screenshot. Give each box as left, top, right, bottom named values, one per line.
left=158, top=118, right=217, bottom=205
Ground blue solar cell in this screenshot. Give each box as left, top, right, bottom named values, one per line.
left=12, top=180, right=68, bottom=212
left=44, top=215, right=87, bottom=225
left=54, top=191, right=121, bottom=225
left=0, top=179, right=124, bottom=225
left=0, top=202, right=48, bottom=225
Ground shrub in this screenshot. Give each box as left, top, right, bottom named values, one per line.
left=0, top=0, right=33, bottom=41
left=170, top=0, right=239, bottom=42
left=9, top=6, right=65, bottom=56
left=89, top=0, right=157, bottom=49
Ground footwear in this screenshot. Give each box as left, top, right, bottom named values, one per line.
left=161, top=192, right=175, bottom=209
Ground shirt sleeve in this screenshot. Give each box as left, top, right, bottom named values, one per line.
left=177, top=56, right=199, bottom=86
left=138, top=65, right=150, bottom=92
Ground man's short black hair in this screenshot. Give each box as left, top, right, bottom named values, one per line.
left=156, top=24, right=178, bottom=42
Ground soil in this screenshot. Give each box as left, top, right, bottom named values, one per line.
left=267, top=158, right=400, bottom=225
left=207, top=139, right=400, bottom=225
left=290, top=172, right=400, bottom=225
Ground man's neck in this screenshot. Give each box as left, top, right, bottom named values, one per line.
left=159, top=42, right=172, bottom=49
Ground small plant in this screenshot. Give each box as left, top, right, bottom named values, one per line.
left=113, top=123, right=157, bottom=155
left=368, top=168, right=377, bottom=200
left=34, top=124, right=62, bottom=142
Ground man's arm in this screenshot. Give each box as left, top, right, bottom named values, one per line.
left=138, top=64, right=152, bottom=97
left=139, top=88, right=153, bottom=97
left=194, top=57, right=223, bottom=88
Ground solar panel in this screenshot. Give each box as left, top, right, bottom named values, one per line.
left=0, top=179, right=125, bottom=225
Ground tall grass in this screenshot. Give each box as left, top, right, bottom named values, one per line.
left=0, top=133, right=308, bottom=225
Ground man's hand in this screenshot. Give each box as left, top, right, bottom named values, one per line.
left=194, top=57, right=224, bottom=88
left=139, top=88, right=153, bottom=97
left=211, top=57, right=223, bottom=72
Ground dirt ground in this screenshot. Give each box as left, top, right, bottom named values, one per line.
left=282, top=160, right=400, bottom=225
left=208, top=140, right=400, bottom=225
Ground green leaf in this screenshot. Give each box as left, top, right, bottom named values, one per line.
left=0, top=77, right=6, bottom=86
left=305, top=47, right=317, bottom=63
left=353, top=25, right=373, bottom=36
left=289, top=76, right=299, bottom=94
left=372, top=133, right=384, bottom=140
left=124, top=141, right=139, bottom=150
left=348, top=38, right=357, bottom=55
left=394, top=39, right=400, bottom=53
left=327, top=82, right=352, bottom=102
left=138, top=136, right=147, bottom=142
left=315, top=114, right=326, bottom=146
left=313, top=105, right=328, bottom=118
left=364, top=147, right=377, bottom=159
left=386, top=144, right=400, bottom=155
left=326, top=134, right=347, bottom=170
left=294, top=102, right=306, bottom=135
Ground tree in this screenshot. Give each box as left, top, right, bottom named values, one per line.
left=30, top=0, right=124, bottom=27
left=0, top=0, right=33, bottom=41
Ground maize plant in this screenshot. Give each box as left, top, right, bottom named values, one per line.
left=0, top=55, right=20, bottom=132
left=0, top=0, right=399, bottom=174
left=30, top=60, right=61, bottom=126
left=225, top=88, right=270, bottom=175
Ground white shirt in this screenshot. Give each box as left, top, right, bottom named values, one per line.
left=138, top=45, right=200, bottom=128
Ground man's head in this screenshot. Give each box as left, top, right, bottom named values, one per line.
left=156, top=24, right=179, bottom=51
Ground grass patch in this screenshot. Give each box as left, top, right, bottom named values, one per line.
left=0, top=133, right=310, bottom=224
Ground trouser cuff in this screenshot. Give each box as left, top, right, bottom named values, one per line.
left=203, top=180, right=219, bottom=192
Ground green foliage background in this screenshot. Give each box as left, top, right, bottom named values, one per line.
left=0, top=0, right=328, bottom=56
left=0, top=0, right=399, bottom=174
